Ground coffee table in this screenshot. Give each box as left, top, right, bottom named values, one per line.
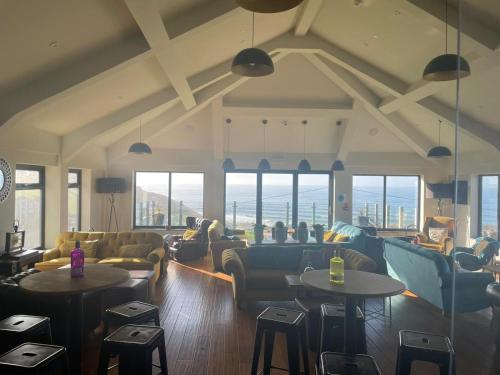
left=19, top=264, right=130, bottom=375
left=300, top=269, right=405, bottom=355
left=129, top=270, right=156, bottom=298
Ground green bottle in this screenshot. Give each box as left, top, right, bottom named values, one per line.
left=329, top=249, right=344, bottom=285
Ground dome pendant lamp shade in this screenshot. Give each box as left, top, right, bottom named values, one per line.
left=236, top=0, right=304, bottom=13
left=427, top=146, right=452, bottom=158
left=222, top=158, right=236, bottom=171
left=257, top=158, right=271, bottom=171
left=231, top=48, right=274, bottom=77
left=298, top=159, right=311, bottom=172
left=423, top=54, right=471, bottom=81
left=331, top=160, right=345, bottom=171
left=128, top=120, right=152, bottom=155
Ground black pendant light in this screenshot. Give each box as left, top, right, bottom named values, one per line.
left=222, top=118, right=236, bottom=171
left=331, top=120, right=344, bottom=172
left=257, top=119, right=271, bottom=171
left=428, top=120, right=452, bottom=158
left=236, top=0, right=304, bottom=13
left=231, top=13, right=274, bottom=77
left=297, top=120, right=311, bottom=171
left=128, top=120, right=152, bottom=155
left=423, top=0, right=471, bottom=81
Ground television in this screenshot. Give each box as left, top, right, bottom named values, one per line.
left=96, top=178, right=126, bottom=194
left=5, top=231, right=25, bottom=253
left=425, top=181, right=468, bottom=204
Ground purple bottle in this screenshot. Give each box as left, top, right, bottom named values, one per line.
left=70, top=240, right=85, bottom=278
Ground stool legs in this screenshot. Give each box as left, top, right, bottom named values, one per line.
left=158, top=337, right=169, bottom=375
left=299, top=324, right=310, bottom=375
left=251, top=325, right=264, bottom=375
left=263, top=331, right=275, bottom=375
left=286, top=331, right=300, bottom=375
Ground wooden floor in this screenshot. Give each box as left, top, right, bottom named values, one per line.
left=82, top=258, right=500, bottom=375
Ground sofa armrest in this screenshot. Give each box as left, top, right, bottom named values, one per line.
left=442, top=271, right=494, bottom=288
left=147, top=247, right=165, bottom=264
left=42, top=248, right=61, bottom=261
left=443, top=237, right=454, bottom=253
left=211, top=240, right=247, bottom=253
left=222, top=248, right=247, bottom=291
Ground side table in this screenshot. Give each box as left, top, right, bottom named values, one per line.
left=0, top=250, right=42, bottom=276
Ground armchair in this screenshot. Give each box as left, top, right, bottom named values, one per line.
left=453, top=237, right=499, bottom=271
left=165, top=217, right=212, bottom=262
left=208, top=220, right=247, bottom=272
left=417, top=216, right=454, bottom=254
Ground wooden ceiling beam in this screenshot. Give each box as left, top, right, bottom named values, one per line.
left=294, top=0, right=324, bottom=36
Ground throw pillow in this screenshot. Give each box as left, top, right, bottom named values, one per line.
left=474, top=240, right=490, bottom=257
left=428, top=228, right=448, bottom=244
left=183, top=229, right=199, bottom=240
left=208, top=220, right=224, bottom=242
left=118, top=244, right=152, bottom=258
left=333, top=234, right=350, bottom=243
left=62, top=240, right=99, bottom=258
left=323, top=231, right=336, bottom=242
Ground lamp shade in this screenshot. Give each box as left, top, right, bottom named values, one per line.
left=423, top=54, right=471, bottom=81
left=236, top=0, right=303, bottom=13
left=231, top=48, right=274, bottom=77
left=427, top=146, right=452, bottom=158
left=222, top=158, right=235, bottom=171
left=331, top=160, right=344, bottom=171
left=257, top=158, right=271, bottom=171
left=297, top=159, right=311, bottom=172
left=128, top=142, right=152, bottom=154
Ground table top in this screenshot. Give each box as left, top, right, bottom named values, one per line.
left=300, top=269, right=405, bottom=298
left=19, top=264, right=130, bottom=296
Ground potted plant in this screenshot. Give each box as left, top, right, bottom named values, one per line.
left=297, top=222, right=309, bottom=244
left=254, top=224, right=265, bottom=244
left=275, top=221, right=288, bottom=244
left=313, top=224, right=324, bottom=244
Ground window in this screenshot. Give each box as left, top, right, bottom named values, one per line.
left=134, top=172, right=204, bottom=228
left=298, top=174, right=330, bottom=227
left=224, top=170, right=333, bottom=231
left=352, top=175, right=420, bottom=230
left=479, top=175, right=499, bottom=240
left=225, top=173, right=257, bottom=230
left=15, top=165, right=45, bottom=249
left=68, top=169, right=81, bottom=231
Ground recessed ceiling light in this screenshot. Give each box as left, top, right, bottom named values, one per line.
left=49, top=41, right=58, bottom=48
left=394, top=10, right=401, bottom=16
left=368, top=128, right=379, bottom=136
left=372, top=35, right=379, bottom=39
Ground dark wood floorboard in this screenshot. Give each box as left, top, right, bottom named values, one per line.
left=82, top=258, right=500, bottom=375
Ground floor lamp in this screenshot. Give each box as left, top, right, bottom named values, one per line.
left=96, top=177, right=126, bottom=232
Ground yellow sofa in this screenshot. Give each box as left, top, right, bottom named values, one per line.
left=35, top=231, right=166, bottom=282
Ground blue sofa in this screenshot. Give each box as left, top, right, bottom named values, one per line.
left=384, top=238, right=494, bottom=314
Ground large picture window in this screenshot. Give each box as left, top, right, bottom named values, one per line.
left=134, top=171, right=204, bottom=228
left=68, top=169, right=81, bottom=231
left=224, top=170, right=332, bottom=231
left=479, top=175, right=499, bottom=240
left=352, top=175, right=420, bottom=230
left=15, top=165, right=45, bottom=249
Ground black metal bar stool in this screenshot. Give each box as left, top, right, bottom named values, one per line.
left=250, top=306, right=309, bottom=375
left=395, top=330, right=455, bottom=375
left=319, top=303, right=366, bottom=359
left=98, top=324, right=168, bottom=375
left=319, top=352, right=381, bottom=375
left=0, top=343, right=69, bottom=374
left=0, top=315, right=52, bottom=354
left=103, top=301, right=160, bottom=337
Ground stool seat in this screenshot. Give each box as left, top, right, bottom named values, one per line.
left=0, top=315, right=52, bottom=354
left=400, top=331, right=453, bottom=353
left=0, top=343, right=68, bottom=373
left=320, top=352, right=381, bottom=375
left=257, top=306, right=305, bottom=331
left=103, top=301, right=161, bottom=337
left=104, top=325, right=163, bottom=346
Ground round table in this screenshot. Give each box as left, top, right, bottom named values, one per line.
left=300, top=269, right=405, bottom=355
left=19, top=264, right=130, bottom=375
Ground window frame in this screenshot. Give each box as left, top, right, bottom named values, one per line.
left=133, top=171, right=205, bottom=229
left=223, top=168, right=333, bottom=230
left=68, top=169, right=82, bottom=231
left=478, top=174, right=500, bottom=240
left=15, top=164, right=45, bottom=249
left=352, top=174, right=421, bottom=231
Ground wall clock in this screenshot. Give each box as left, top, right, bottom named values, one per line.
left=0, top=158, right=12, bottom=203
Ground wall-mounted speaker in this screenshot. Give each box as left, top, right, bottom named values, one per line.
left=96, top=178, right=126, bottom=194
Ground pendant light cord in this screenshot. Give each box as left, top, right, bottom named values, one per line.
left=303, top=122, right=306, bottom=159
left=252, top=12, right=255, bottom=48
left=139, top=120, right=142, bottom=142
left=438, top=120, right=442, bottom=146
left=263, top=121, right=266, bottom=155
left=445, top=0, right=448, bottom=54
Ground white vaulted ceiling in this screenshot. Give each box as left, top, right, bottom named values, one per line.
left=0, top=0, right=499, bottom=165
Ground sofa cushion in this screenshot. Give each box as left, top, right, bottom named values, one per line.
left=246, top=269, right=291, bottom=289
left=61, top=240, right=99, bottom=258
left=323, top=231, right=336, bottom=242
left=118, top=244, right=152, bottom=258
left=98, top=257, right=154, bottom=271
left=208, top=220, right=224, bottom=242
left=35, top=257, right=100, bottom=271
left=333, top=234, right=349, bottom=242
left=246, top=246, right=304, bottom=270
left=183, top=229, right=199, bottom=240
left=429, top=228, right=448, bottom=244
